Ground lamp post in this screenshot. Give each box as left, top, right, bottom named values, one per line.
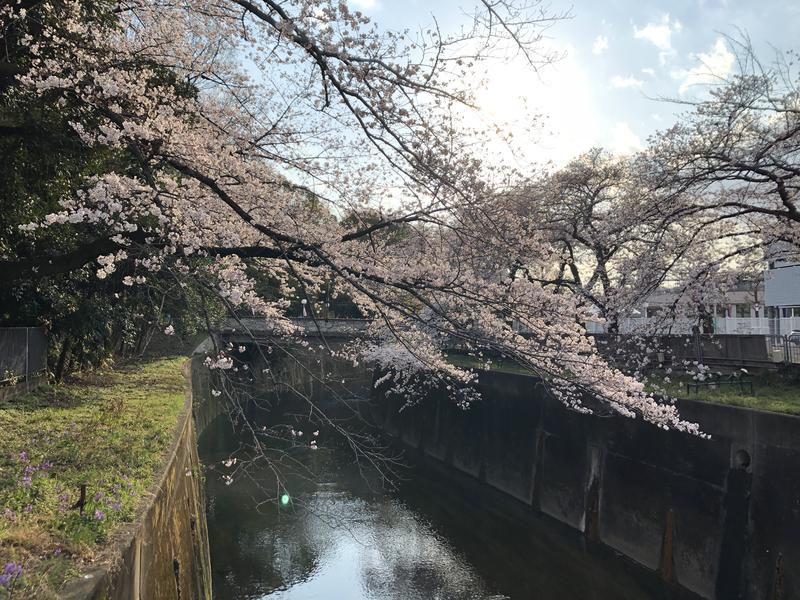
left=753, top=302, right=762, bottom=334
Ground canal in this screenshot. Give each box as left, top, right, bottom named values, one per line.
left=196, top=351, right=694, bottom=600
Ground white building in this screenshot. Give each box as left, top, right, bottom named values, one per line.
left=593, top=292, right=766, bottom=335
left=764, top=258, right=800, bottom=335
left=592, top=260, right=800, bottom=336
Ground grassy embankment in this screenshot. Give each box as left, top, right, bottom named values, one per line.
left=0, top=356, right=186, bottom=598
left=445, top=353, right=800, bottom=415
left=655, top=372, right=800, bottom=415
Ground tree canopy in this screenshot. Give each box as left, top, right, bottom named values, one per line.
left=2, top=0, right=749, bottom=433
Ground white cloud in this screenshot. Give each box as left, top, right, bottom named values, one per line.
left=592, top=35, right=609, bottom=55
left=633, top=14, right=682, bottom=64
left=633, top=14, right=676, bottom=51
left=608, top=122, right=643, bottom=155
left=611, top=75, right=644, bottom=88
left=678, top=38, right=735, bottom=95
left=641, top=67, right=656, bottom=76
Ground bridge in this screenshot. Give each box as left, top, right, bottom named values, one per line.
left=207, top=317, right=798, bottom=371
left=216, top=317, right=372, bottom=343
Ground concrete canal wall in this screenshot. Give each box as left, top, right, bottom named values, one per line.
left=61, top=362, right=212, bottom=600
left=372, top=370, right=800, bottom=600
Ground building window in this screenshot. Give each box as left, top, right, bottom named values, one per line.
left=735, top=304, right=751, bottom=318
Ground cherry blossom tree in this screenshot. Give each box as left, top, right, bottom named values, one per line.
left=0, top=0, right=703, bottom=434
left=646, top=37, right=800, bottom=256
left=499, top=149, right=734, bottom=336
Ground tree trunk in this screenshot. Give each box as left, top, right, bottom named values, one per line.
left=54, top=337, right=72, bottom=383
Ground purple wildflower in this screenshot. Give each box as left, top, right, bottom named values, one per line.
left=93, top=509, right=105, bottom=521
left=23, top=505, right=32, bottom=514
left=21, top=475, right=32, bottom=489
left=2, top=509, right=15, bottom=522
left=17, top=451, right=28, bottom=463
left=0, top=562, right=23, bottom=588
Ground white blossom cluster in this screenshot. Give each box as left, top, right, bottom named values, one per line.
left=5, top=0, right=716, bottom=434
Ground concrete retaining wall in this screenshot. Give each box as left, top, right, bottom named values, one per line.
left=61, top=362, right=212, bottom=600
left=372, top=371, right=800, bottom=600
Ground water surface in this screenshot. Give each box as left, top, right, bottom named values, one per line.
left=200, top=412, right=679, bottom=600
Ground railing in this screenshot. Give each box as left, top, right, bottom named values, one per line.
left=772, top=317, right=800, bottom=336
left=591, top=331, right=800, bottom=369
left=0, top=327, right=48, bottom=396
left=618, top=317, right=696, bottom=334
left=219, top=316, right=372, bottom=339
left=713, top=317, right=771, bottom=335
left=228, top=316, right=800, bottom=368
left=593, top=317, right=799, bottom=336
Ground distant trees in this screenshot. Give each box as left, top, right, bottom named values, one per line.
left=647, top=38, right=800, bottom=257
left=504, top=149, right=731, bottom=334
left=511, top=150, right=659, bottom=330
left=502, top=39, right=800, bottom=339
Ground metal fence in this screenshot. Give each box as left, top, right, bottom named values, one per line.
left=585, top=316, right=800, bottom=336
left=784, top=337, right=800, bottom=365
left=0, top=327, right=48, bottom=386
left=591, top=333, right=800, bottom=370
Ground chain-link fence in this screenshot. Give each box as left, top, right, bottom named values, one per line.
left=0, top=327, right=48, bottom=394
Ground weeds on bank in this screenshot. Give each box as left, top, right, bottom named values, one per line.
left=448, top=353, right=800, bottom=416
left=653, top=371, right=800, bottom=415
left=0, top=357, right=185, bottom=598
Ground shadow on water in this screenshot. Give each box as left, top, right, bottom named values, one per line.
left=199, top=409, right=697, bottom=600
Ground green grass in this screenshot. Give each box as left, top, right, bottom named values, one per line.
left=0, top=356, right=186, bottom=598
left=653, top=372, right=800, bottom=415
left=447, top=353, right=800, bottom=416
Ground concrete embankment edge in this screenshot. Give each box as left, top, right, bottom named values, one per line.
left=60, top=360, right=212, bottom=600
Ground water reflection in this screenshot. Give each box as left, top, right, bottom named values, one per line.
left=200, top=412, right=682, bottom=600
left=202, top=416, right=497, bottom=599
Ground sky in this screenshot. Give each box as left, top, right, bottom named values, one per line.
left=344, top=0, right=800, bottom=168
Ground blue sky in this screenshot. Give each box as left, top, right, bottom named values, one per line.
left=346, top=0, right=799, bottom=167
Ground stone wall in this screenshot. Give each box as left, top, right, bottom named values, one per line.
left=372, top=371, right=800, bottom=600
left=61, top=361, right=213, bottom=600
